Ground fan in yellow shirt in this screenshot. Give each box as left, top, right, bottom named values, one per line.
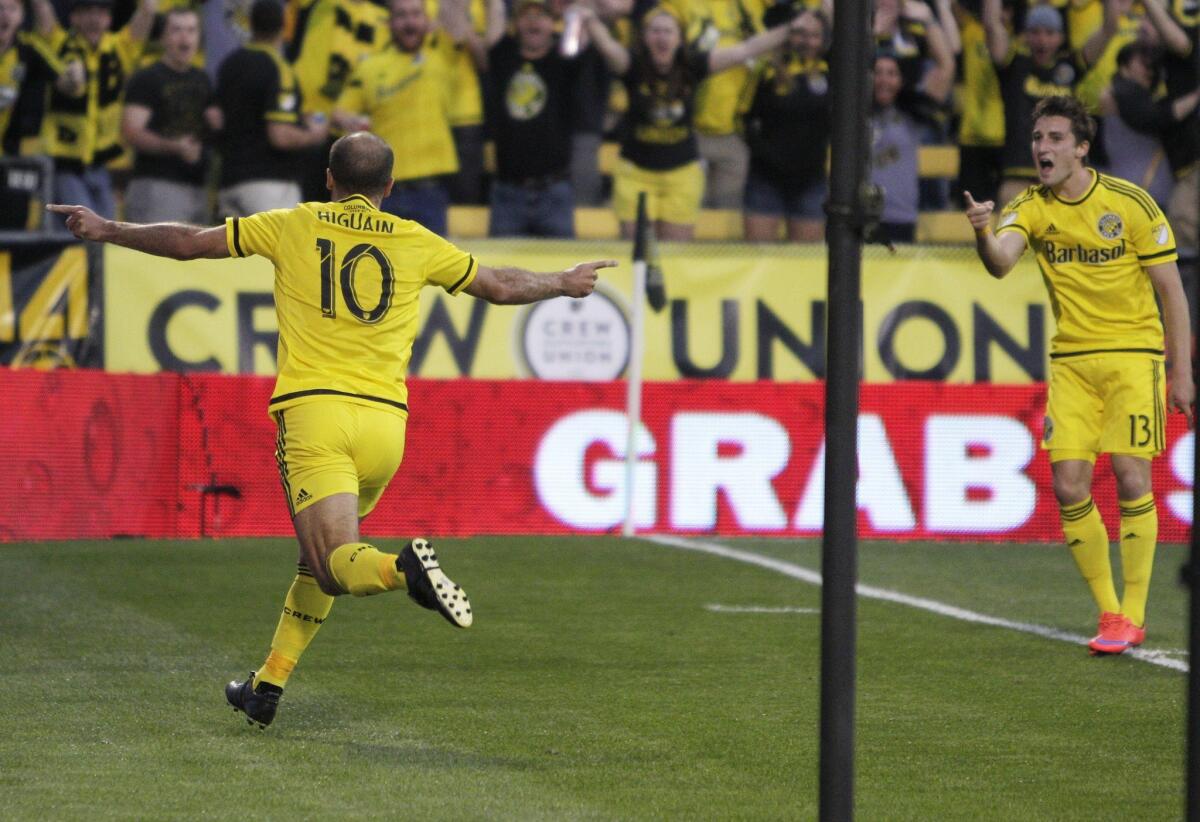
left=966, top=95, right=1193, bottom=657
left=48, top=132, right=617, bottom=729
left=333, top=0, right=458, bottom=234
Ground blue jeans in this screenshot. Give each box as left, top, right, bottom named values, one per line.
left=53, top=165, right=116, bottom=225
left=381, top=179, right=449, bottom=236
left=488, top=179, right=575, bottom=238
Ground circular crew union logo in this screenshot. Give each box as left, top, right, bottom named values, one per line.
left=516, top=286, right=631, bottom=380
left=1097, top=212, right=1123, bottom=240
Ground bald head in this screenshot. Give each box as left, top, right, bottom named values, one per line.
left=327, top=132, right=394, bottom=200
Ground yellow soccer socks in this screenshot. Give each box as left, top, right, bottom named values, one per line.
left=254, top=567, right=335, bottom=690
left=1118, top=493, right=1158, bottom=628
left=1060, top=496, right=1120, bottom=616
left=327, top=542, right=404, bottom=596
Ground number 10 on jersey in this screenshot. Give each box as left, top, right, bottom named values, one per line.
left=315, top=237, right=395, bottom=324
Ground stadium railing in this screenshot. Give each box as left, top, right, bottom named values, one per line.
left=0, top=155, right=56, bottom=233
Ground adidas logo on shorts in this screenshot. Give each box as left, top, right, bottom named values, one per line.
left=295, top=488, right=312, bottom=504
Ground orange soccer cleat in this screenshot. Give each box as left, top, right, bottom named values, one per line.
left=1087, top=612, right=1144, bottom=655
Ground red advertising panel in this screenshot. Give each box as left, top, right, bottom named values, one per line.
left=0, top=369, right=1192, bottom=542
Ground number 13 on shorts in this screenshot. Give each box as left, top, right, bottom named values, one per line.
left=1043, top=356, right=1166, bottom=458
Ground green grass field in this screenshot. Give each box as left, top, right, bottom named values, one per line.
left=0, top=536, right=1189, bottom=820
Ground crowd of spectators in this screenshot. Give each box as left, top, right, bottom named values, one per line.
left=1, top=0, right=1199, bottom=245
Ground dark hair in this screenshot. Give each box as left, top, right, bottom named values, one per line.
left=162, top=6, right=200, bottom=26
left=328, top=132, right=394, bottom=198
left=633, top=8, right=692, bottom=106
left=1116, top=42, right=1162, bottom=86
left=249, top=0, right=284, bottom=38
left=1031, top=95, right=1095, bottom=147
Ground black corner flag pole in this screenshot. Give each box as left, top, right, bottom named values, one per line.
left=821, top=0, right=873, bottom=817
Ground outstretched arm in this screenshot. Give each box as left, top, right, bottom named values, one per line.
left=47, top=204, right=230, bottom=260
left=964, top=191, right=1027, bottom=278
left=1147, top=261, right=1196, bottom=426
left=465, top=259, right=616, bottom=304
left=709, top=23, right=790, bottom=74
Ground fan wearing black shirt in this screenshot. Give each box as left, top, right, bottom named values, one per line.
left=120, top=7, right=219, bottom=224
left=482, top=0, right=586, bottom=236
left=583, top=1, right=802, bottom=240
left=213, top=0, right=327, bottom=217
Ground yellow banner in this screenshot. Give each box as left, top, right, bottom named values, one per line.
left=103, top=241, right=1052, bottom=382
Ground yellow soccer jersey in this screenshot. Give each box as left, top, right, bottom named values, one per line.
left=335, top=42, right=458, bottom=180
left=995, top=169, right=1178, bottom=358
left=225, top=194, right=478, bottom=414
left=955, top=8, right=1003, bottom=147
left=1, top=33, right=63, bottom=154
left=37, top=25, right=145, bottom=167
left=291, top=0, right=391, bottom=116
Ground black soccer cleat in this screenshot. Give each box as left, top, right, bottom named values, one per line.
left=225, top=672, right=282, bottom=729
left=397, top=538, right=473, bottom=628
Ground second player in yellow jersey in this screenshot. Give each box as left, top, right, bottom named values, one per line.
left=966, top=95, right=1193, bottom=658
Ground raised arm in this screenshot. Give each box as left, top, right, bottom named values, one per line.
left=981, top=0, right=1009, bottom=65
left=1081, top=0, right=1126, bottom=67
left=1147, top=261, right=1196, bottom=425
left=910, top=2, right=955, bottom=102
left=465, top=259, right=616, bottom=304
left=964, top=191, right=1027, bottom=278
left=929, top=0, right=961, bottom=53
left=1142, top=0, right=1191, bottom=57
left=126, top=0, right=160, bottom=43
left=581, top=7, right=629, bottom=75
left=47, top=204, right=230, bottom=260
left=484, top=0, right=507, bottom=49
left=30, top=0, right=58, bottom=37
left=440, top=0, right=489, bottom=71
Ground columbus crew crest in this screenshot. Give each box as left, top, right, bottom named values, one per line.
left=1097, top=212, right=1123, bottom=240
left=506, top=65, right=547, bottom=121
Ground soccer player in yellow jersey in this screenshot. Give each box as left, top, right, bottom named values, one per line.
left=966, top=95, right=1195, bottom=656
left=48, top=131, right=616, bottom=727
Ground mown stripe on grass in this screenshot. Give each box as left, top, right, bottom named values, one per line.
left=644, top=535, right=1188, bottom=674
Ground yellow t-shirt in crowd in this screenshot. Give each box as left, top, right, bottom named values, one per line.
left=335, top=40, right=459, bottom=180
left=291, top=0, right=391, bottom=116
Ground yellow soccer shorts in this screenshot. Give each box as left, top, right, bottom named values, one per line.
left=612, top=158, right=704, bottom=225
left=1043, top=354, right=1166, bottom=463
left=271, top=400, right=407, bottom=518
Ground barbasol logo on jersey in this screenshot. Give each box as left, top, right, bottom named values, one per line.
left=1042, top=239, right=1126, bottom=264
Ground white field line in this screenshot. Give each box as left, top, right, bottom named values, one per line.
left=642, top=534, right=1188, bottom=674
left=705, top=604, right=820, bottom=614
